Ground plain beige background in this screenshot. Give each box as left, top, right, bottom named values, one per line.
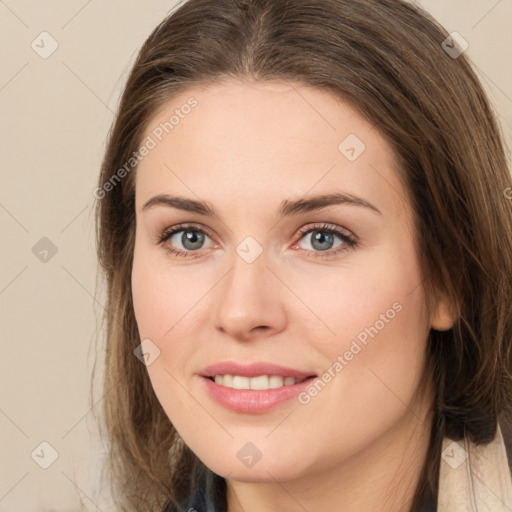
left=1, top=1, right=511, bottom=510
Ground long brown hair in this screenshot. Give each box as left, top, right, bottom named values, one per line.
left=93, top=1, right=512, bottom=510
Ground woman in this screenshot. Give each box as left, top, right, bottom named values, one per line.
left=94, top=0, right=512, bottom=511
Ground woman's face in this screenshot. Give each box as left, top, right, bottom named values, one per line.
left=131, top=79, right=452, bottom=484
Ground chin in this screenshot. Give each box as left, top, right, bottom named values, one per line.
left=198, top=449, right=311, bottom=483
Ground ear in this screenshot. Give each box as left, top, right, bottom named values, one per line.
left=430, top=289, right=457, bottom=331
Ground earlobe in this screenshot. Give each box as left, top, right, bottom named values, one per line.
left=430, top=291, right=457, bottom=331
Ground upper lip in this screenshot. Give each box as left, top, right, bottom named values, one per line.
left=199, top=361, right=317, bottom=379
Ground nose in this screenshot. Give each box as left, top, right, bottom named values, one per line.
left=214, top=250, right=287, bottom=341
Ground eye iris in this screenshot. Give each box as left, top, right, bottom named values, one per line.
left=182, top=230, right=204, bottom=250
left=311, top=231, right=333, bottom=251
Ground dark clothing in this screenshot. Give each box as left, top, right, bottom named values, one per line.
left=162, top=487, right=226, bottom=512
left=164, top=488, right=436, bottom=511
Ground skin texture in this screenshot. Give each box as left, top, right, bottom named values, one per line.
left=131, top=80, right=455, bottom=512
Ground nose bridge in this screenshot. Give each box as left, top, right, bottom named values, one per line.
left=214, top=240, right=286, bottom=338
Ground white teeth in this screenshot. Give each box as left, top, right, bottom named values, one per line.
left=250, top=375, right=269, bottom=390
left=269, top=375, right=284, bottom=389
left=222, top=374, right=234, bottom=387
left=233, top=375, right=250, bottom=389
left=212, top=374, right=307, bottom=390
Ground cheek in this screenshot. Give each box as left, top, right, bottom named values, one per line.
left=131, top=244, right=214, bottom=413
left=287, top=239, right=427, bottom=361
left=131, top=241, right=208, bottom=341
left=292, top=245, right=430, bottom=452
left=131, top=252, right=202, bottom=434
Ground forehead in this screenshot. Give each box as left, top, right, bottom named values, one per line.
left=135, top=79, right=410, bottom=222
left=143, top=79, right=379, bottom=153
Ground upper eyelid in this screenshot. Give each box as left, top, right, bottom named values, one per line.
left=297, top=223, right=352, bottom=237
left=162, top=223, right=213, bottom=240
left=161, top=222, right=354, bottom=245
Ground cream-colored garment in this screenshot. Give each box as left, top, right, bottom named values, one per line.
left=438, top=425, right=512, bottom=511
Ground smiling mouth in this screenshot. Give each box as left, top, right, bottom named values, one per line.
left=206, top=374, right=316, bottom=390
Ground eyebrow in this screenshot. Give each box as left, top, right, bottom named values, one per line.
left=141, top=192, right=382, bottom=217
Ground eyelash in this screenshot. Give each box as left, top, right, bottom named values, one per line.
left=157, top=222, right=358, bottom=259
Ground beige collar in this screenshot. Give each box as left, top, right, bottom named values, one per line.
left=438, top=424, right=512, bottom=511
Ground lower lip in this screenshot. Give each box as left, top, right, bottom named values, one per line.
left=199, top=375, right=317, bottom=413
